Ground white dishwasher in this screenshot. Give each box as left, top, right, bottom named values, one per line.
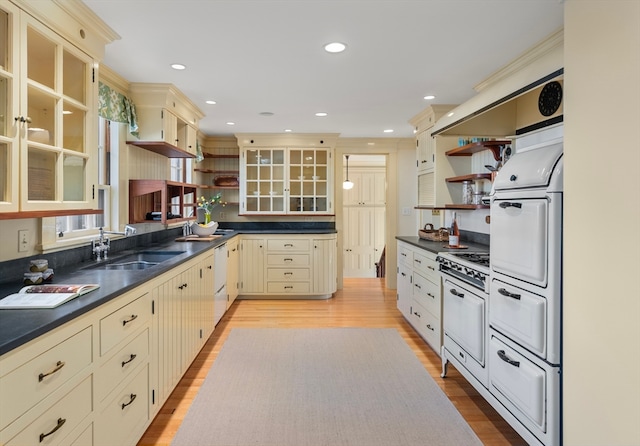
left=213, top=243, right=228, bottom=326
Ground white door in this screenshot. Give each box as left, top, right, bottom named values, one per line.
left=343, top=207, right=375, bottom=277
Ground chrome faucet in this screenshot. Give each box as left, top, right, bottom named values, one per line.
left=92, top=226, right=137, bottom=261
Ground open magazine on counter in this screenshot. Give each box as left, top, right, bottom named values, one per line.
left=0, top=284, right=100, bottom=309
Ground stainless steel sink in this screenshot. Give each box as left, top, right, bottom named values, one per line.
left=83, top=250, right=185, bottom=271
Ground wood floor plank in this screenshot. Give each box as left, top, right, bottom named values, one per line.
left=137, top=278, right=526, bottom=446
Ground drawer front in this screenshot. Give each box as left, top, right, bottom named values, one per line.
left=266, top=268, right=310, bottom=281
left=413, top=251, right=438, bottom=281
left=489, top=334, right=546, bottom=430
left=95, top=328, right=149, bottom=403
left=267, top=239, right=310, bottom=252
left=68, top=423, right=93, bottom=446
left=490, top=279, right=547, bottom=359
left=410, top=299, right=441, bottom=352
left=266, top=254, right=310, bottom=267
left=2, top=375, right=92, bottom=446
left=412, top=272, right=440, bottom=316
left=100, top=293, right=150, bottom=356
left=266, top=282, right=310, bottom=293
left=95, top=364, right=149, bottom=446
left=397, top=243, right=414, bottom=268
left=0, top=326, right=92, bottom=430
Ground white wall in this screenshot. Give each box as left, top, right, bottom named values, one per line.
left=564, top=1, right=640, bottom=444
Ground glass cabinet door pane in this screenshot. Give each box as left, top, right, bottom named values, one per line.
left=28, top=148, right=56, bottom=200
left=0, top=76, right=7, bottom=137
left=63, top=154, right=85, bottom=201
left=27, top=87, right=55, bottom=145
left=62, top=101, right=85, bottom=152
left=247, top=149, right=259, bottom=165
left=0, top=142, right=7, bottom=201
left=63, top=50, right=85, bottom=104
left=0, top=8, right=7, bottom=71
left=27, top=27, right=55, bottom=89
left=272, top=149, right=284, bottom=164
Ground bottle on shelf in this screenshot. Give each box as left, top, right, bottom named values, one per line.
left=449, top=212, right=460, bottom=247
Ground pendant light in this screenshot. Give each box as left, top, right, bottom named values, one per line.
left=343, top=155, right=354, bottom=190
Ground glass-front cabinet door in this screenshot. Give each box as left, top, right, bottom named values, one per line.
left=0, top=0, right=19, bottom=212
left=241, top=147, right=333, bottom=215
left=19, top=16, right=95, bottom=211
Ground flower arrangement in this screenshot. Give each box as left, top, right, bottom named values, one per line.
left=197, top=192, right=225, bottom=222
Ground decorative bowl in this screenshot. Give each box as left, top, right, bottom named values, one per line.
left=190, top=221, right=219, bottom=236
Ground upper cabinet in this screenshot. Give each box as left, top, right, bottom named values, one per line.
left=127, top=83, right=204, bottom=158
left=237, top=133, right=338, bottom=215
left=0, top=0, right=116, bottom=214
left=411, top=105, right=456, bottom=174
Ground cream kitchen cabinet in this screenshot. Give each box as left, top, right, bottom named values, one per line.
left=396, top=240, right=442, bottom=354
left=410, top=105, right=456, bottom=175
left=237, top=134, right=337, bottom=215
left=239, top=233, right=337, bottom=298
left=226, top=237, right=239, bottom=308
left=0, top=0, right=114, bottom=214
left=128, top=83, right=204, bottom=158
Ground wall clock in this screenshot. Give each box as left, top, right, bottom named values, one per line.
left=538, top=81, right=563, bottom=117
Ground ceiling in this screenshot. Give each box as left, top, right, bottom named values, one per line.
left=83, top=0, right=564, bottom=139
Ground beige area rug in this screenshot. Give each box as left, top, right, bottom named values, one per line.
left=171, top=327, right=482, bottom=446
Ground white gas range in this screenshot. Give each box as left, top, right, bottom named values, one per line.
left=438, top=250, right=491, bottom=388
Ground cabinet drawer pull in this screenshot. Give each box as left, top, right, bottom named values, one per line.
left=499, top=201, right=522, bottom=209
left=401, top=253, right=407, bottom=257
left=284, top=272, right=293, bottom=276
left=426, top=324, right=434, bottom=331
left=284, top=243, right=294, bottom=247
left=121, top=354, right=137, bottom=367
left=427, top=293, right=435, bottom=299
left=497, top=349, right=520, bottom=367
left=413, top=310, right=421, bottom=318
left=414, top=259, right=422, bottom=264
left=38, top=360, right=65, bottom=382
left=428, top=265, right=435, bottom=271
left=121, top=393, right=137, bottom=410
left=498, top=288, right=521, bottom=300
left=40, top=417, right=66, bottom=442
left=122, top=314, right=138, bottom=326
left=450, top=288, right=464, bottom=298
left=284, top=258, right=293, bottom=262
left=284, top=286, right=293, bottom=289
left=414, top=283, right=422, bottom=290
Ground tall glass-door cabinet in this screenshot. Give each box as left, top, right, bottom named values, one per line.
left=241, top=147, right=332, bottom=215
left=1, top=0, right=102, bottom=214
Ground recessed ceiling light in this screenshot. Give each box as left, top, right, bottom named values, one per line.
left=171, top=63, right=186, bottom=70
left=206, top=100, right=216, bottom=105
left=226, top=122, right=235, bottom=126
left=315, top=112, right=328, bottom=117
left=423, top=95, right=436, bottom=100
left=284, top=129, right=292, bottom=132
left=383, top=129, right=394, bottom=133
left=324, top=42, right=346, bottom=53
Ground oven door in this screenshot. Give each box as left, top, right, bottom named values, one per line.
left=491, top=197, right=548, bottom=287
left=443, top=278, right=485, bottom=365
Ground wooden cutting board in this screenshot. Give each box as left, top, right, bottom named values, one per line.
left=175, top=235, right=223, bottom=242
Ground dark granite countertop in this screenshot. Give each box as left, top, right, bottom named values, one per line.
left=0, top=227, right=337, bottom=356
left=395, top=235, right=489, bottom=255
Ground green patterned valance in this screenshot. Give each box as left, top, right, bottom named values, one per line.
left=98, top=82, right=139, bottom=137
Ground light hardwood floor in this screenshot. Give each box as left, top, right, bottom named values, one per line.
left=138, top=278, right=526, bottom=446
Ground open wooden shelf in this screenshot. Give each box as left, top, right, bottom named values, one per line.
left=203, top=153, right=239, bottom=159
left=127, top=141, right=195, bottom=158
left=445, top=140, right=511, bottom=161
left=445, top=173, right=492, bottom=183
left=129, top=179, right=197, bottom=224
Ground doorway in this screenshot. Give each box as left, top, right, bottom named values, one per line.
left=342, top=154, right=387, bottom=278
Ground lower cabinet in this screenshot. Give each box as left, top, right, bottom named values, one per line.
left=396, top=240, right=443, bottom=354
left=239, top=233, right=337, bottom=298
left=0, top=249, right=218, bottom=446
left=226, top=237, right=240, bottom=308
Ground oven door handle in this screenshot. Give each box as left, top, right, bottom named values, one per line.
left=498, top=288, right=521, bottom=300
left=499, top=201, right=522, bottom=209
left=449, top=288, right=464, bottom=298
left=497, top=349, right=520, bottom=367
